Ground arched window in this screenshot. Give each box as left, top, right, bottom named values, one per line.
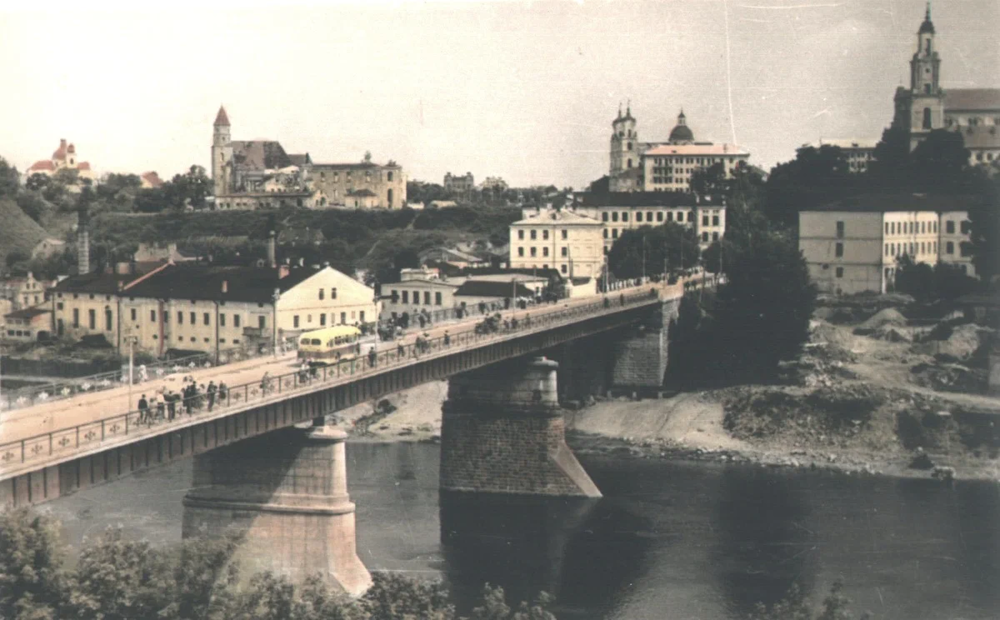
left=923, top=108, right=932, bottom=130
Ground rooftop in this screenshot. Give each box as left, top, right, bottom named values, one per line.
left=455, top=280, right=535, bottom=298
left=4, top=307, right=51, bottom=320
left=804, top=193, right=979, bottom=213
left=575, top=191, right=712, bottom=207
left=512, top=209, right=602, bottom=226
left=124, top=263, right=322, bottom=304
left=944, top=88, right=1000, bottom=112
left=643, top=143, right=749, bottom=157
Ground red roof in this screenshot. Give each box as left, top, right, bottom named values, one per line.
left=52, top=139, right=68, bottom=161
left=77, top=162, right=91, bottom=171
left=28, top=160, right=55, bottom=172
left=140, top=171, right=163, bottom=187
left=214, top=106, right=230, bottom=126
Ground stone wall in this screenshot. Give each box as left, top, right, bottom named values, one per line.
left=610, top=299, right=678, bottom=389
left=440, top=357, right=600, bottom=497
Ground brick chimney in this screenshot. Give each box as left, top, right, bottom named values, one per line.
left=77, top=208, right=90, bottom=275
left=268, top=230, right=277, bottom=269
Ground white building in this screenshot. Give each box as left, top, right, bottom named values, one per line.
left=509, top=209, right=604, bottom=279
left=570, top=193, right=726, bottom=251
left=798, top=194, right=975, bottom=295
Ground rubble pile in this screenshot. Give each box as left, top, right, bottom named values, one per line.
left=853, top=308, right=907, bottom=336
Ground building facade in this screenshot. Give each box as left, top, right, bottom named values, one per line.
left=798, top=194, right=975, bottom=295
left=608, top=107, right=750, bottom=193
left=509, top=210, right=604, bottom=279
left=892, top=7, right=1000, bottom=162
left=211, top=106, right=405, bottom=210
left=807, top=139, right=878, bottom=173
left=26, top=139, right=94, bottom=180
left=51, top=260, right=378, bottom=358
left=443, top=172, right=475, bottom=193
left=3, top=307, right=52, bottom=342
left=570, top=192, right=726, bottom=251
left=481, top=177, right=509, bottom=191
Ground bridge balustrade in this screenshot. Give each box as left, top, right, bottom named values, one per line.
left=0, top=286, right=663, bottom=475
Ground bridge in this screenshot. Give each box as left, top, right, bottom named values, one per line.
left=0, top=278, right=690, bottom=594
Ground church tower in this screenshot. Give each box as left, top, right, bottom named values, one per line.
left=609, top=102, right=638, bottom=177
left=893, top=4, right=945, bottom=149
left=212, top=106, right=233, bottom=198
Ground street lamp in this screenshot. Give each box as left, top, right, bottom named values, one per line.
left=125, top=333, right=139, bottom=410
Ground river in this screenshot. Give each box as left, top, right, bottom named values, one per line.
left=40, top=441, right=1000, bottom=620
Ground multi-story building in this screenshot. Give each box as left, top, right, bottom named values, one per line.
left=892, top=7, right=1000, bottom=162
left=443, top=172, right=475, bottom=193
left=51, top=242, right=378, bottom=358
left=806, top=139, right=878, bottom=173
left=481, top=177, right=508, bottom=191
left=0, top=272, right=58, bottom=310
left=380, top=269, right=547, bottom=321
left=2, top=307, right=52, bottom=342
left=509, top=210, right=604, bottom=279
left=211, top=106, right=406, bottom=210
left=26, top=139, right=94, bottom=181
left=608, top=106, right=750, bottom=193
left=570, top=192, right=726, bottom=251
left=798, top=193, right=975, bottom=295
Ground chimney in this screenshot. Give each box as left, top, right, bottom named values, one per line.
left=221, top=280, right=228, bottom=294
left=267, top=230, right=277, bottom=269
left=77, top=209, right=90, bottom=275
left=279, top=264, right=290, bottom=279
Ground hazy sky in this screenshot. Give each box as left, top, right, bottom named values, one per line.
left=2, top=0, right=998, bottom=188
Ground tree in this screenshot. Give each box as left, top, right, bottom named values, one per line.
left=358, top=573, right=455, bottom=620
left=867, top=124, right=911, bottom=189
left=170, top=165, right=212, bottom=210
left=690, top=162, right=726, bottom=199
left=910, top=129, right=972, bottom=192
left=0, top=156, right=20, bottom=199
left=893, top=254, right=935, bottom=301
left=967, top=174, right=1000, bottom=283
left=25, top=173, right=51, bottom=192
left=764, top=145, right=855, bottom=227
left=607, top=223, right=700, bottom=280
left=712, top=231, right=816, bottom=377
left=0, top=509, right=69, bottom=620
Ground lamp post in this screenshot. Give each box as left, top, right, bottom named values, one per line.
left=125, top=333, right=138, bottom=411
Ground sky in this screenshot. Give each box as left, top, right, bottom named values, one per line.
left=1, top=0, right=998, bottom=189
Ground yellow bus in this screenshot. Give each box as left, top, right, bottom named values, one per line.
left=297, top=325, right=362, bottom=364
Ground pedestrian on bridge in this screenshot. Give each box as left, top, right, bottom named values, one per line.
left=138, top=394, right=149, bottom=424
left=444, top=331, right=450, bottom=347
left=368, top=346, right=377, bottom=368
left=218, top=382, right=228, bottom=406
left=207, top=381, right=217, bottom=412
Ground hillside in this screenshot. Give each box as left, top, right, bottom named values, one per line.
left=0, top=199, right=52, bottom=266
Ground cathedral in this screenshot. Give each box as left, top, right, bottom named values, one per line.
left=892, top=5, right=1000, bottom=164
left=211, top=106, right=407, bottom=210
left=608, top=105, right=749, bottom=194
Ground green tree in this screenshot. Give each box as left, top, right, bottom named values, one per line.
left=713, top=231, right=816, bottom=377
left=0, top=157, right=21, bottom=199
left=607, top=223, right=700, bottom=280
left=764, top=145, right=855, bottom=227
left=0, top=509, right=69, bottom=620
left=690, top=161, right=726, bottom=199
left=867, top=124, right=911, bottom=189
left=358, top=573, right=455, bottom=620
left=910, top=129, right=972, bottom=192
left=67, top=527, right=171, bottom=620
left=893, top=254, right=934, bottom=301
left=171, top=165, right=213, bottom=210
left=967, top=174, right=1000, bottom=283
left=25, top=173, right=50, bottom=192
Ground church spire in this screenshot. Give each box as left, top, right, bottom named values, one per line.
left=214, top=105, right=230, bottom=127
left=918, top=1, right=935, bottom=34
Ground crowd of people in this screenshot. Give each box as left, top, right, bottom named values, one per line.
left=136, top=377, right=229, bottom=425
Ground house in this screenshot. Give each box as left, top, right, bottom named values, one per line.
left=509, top=209, right=605, bottom=279
left=3, top=307, right=53, bottom=342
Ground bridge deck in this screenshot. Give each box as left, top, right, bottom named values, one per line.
left=0, top=280, right=684, bottom=481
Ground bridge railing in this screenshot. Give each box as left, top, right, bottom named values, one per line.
left=0, top=287, right=662, bottom=475
left=0, top=341, right=297, bottom=414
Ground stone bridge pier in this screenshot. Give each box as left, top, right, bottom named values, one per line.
left=609, top=298, right=680, bottom=390
left=182, top=423, right=371, bottom=596
left=440, top=356, right=601, bottom=498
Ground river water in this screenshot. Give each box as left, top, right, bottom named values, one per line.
left=42, top=441, right=1000, bottom=620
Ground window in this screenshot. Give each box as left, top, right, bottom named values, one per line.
left=332, top=288, right=337, bottom=299
left=360, top=311, right=365, bottom=322
left=220, top=314, right=226, bottom=327
left=518, top=247, right=525, bottom=257
left=703, top=215, right=709, bottom=226
left=836, top=267, right=844, bottom=278
left=435, top=292, right=442, bottom=305
left=340, top=312, right=346, bottom=324
left=612, top=229, right=618, bottom=239
left=190, top=312, right=196, bottom=325
left=530, top=247, right=537, bottom=257
left=622, top=213, right=629, bottom=222
left=960, top=221, right=971, bottom=234
left=320, top=313, right=327, bottom=326
left=602, top=213, right=609, bottom=222
left=105, top=309, right=112, bottom=331
left=885, top=222, right=890, bottom=234
left=542, top=230, right=549, bottom=240
left=561, top=229, right=568, bottom=240
left=402, top=290, right=409, bottom=304
left=946, top=221, right=955, bottom=234
left=130, top=308, right=137, bottom=321
left=657, top=212, right=664, bottom=222
left=712, top=215, right=719, bottom=226
left=712, top=232, right=719, bottom=241
left=88, top=309, right=96, bottom=329
left=530, top=230, right=537, bottom=240
left=688, top=212, right=694, bottom=222
left=176, top=311, right=183, bottom=324
left=561, top=264, right=567, bottom=274
left=667, top=212, right=674, bottom=222
left=543, top=247, right=549, bottom=257
left=836, top=221, right=845, bottom=238
left=204, top=313, right=210, bottom=326
left=923, top=107, right=932, bottom=130
left=603, top=229, right=608, bottom=239
left=636, top=212, right=643, bottom=223
left=234, top=314, right=241, bottom=328
left=294, top=315, right=300, bottom=328
left=424, top=291, right=431, bottom=305
left=835, top=243, right=844, bottom=258
left=319, top=289, right=325, bottom=300
left=518, top=230, right=525, bottom=240
left=701, top=232, right=709, bottom=242
left=150, top=310, right=156, bottom=323
left=258, top=316, right=266, bottom=329
left=561, top=247, right=568, bottom=257
left=612, top=212, right=619, bottom=222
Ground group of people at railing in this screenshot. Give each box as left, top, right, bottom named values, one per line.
left=135, top=377, right=230, bottom=425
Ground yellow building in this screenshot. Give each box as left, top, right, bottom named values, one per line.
left=798, top=194, right=975, bottom=295
left=26, top=139, right=95, bottom=181
left=570, top=192, right=726, bottom=251
left=509, top=209, right=604, bottom=279
left=51, top=261, right=377, bottom=358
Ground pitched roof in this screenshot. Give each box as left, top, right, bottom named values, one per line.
left=5, top=307, right=50, bottom=320
left=124, top=263, right=323, bottom=304
left=287, top=153, right=311, bottom=166
left=944, top=89, right=1000, bottom=112
left=77, top=162, right=91, bottom=171
left=53, top=271, right=151, bottom=295
left=805, top=192, right=979, bottom=213
left=214, top=106, right=230, bottom=126
left=513, top=209, right=602, bottom=226
left=28, top=160, right=55, bottom=172
left=455, top=280, right=534, bottom=298
left=643, top=143, right=749, bottom=156
left=231, top=140, right=291, bottom=171
left=311, top=161, right=400, bottom=170
left=575, top=191, right=705, bottom=207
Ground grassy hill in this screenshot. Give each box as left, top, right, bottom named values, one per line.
left=0, top=199, right=53, bottom=266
